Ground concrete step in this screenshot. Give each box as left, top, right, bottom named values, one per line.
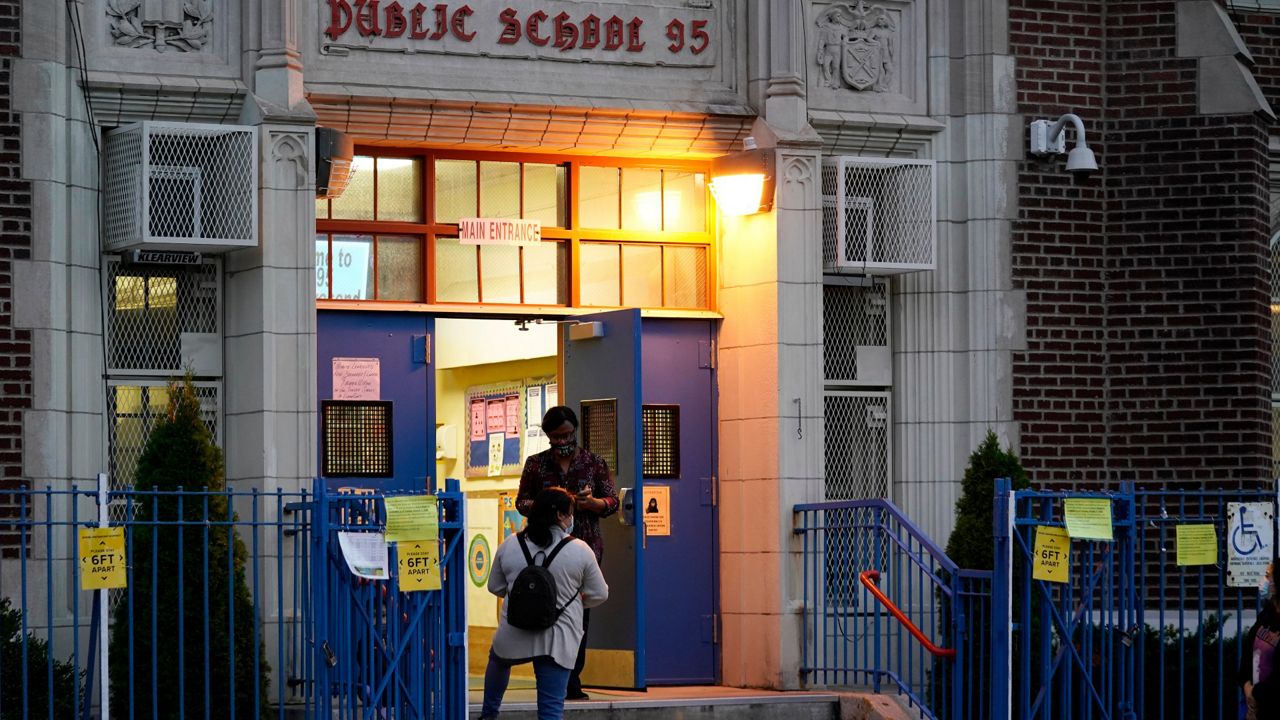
left=468, top=692, right=842, bottom=720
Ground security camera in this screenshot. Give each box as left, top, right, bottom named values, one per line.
left=1030, top=113, right=1098, bottom=178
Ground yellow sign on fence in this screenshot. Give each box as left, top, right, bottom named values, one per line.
left=1176, top=524, right=1218, bottom=566
left=78, top=527, right=127, bottom=590
left=383, top=495, right=439, bottom=543
left=1032, top=526, right=1071, bottom=583
left=1063, top=498, right=1114, bottom=541
left=397, top=540, right=442, bottom=592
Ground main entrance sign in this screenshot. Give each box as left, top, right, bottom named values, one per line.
left=321, top=0, right=715, bottom=67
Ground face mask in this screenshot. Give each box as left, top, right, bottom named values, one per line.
left=1262, top=577, right=1274, bottom=599
left=551, top=436, right=577, bottom=457
left=563, top=517, right=575, bottom=536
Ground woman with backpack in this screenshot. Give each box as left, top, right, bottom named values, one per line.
left=481, top=487, right=609, bottom=720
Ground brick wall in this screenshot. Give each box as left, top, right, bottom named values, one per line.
left=1011, top=1, right=1273, bottom=487
left=0, top=0, right=32, bottom=550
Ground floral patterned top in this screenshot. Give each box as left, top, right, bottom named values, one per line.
left=516, top=447, right=619, bottom=562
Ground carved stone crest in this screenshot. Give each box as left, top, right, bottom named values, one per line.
left=815, top=1, right=897, bottom=93
left=106, top=0, right=213, bottom=53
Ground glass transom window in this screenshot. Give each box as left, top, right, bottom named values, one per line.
left=316, top=152, right=712, bottom=311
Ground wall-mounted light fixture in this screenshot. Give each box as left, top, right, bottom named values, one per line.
left=709, top=138, right=776, bottom=216
left=1028, top=113, right=1098, bottom=178
left=315, top=127, right=355, bottom=199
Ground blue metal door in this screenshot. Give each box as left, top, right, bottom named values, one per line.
left=641, top=319, right=718, bottom=684
left=562, top=308, right=646, bottom=689
left=317, top=311, right=434, bottom=492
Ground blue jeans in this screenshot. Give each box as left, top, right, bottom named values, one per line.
left=480, top=650, right=572, bottom=720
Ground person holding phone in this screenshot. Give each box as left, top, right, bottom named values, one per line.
left=516, top=405, right=618, bottom=701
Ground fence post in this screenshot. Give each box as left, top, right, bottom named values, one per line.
left=96, top=472, right=111, bottom=720
left=990, top=477, right=1013, bottom=720
left=950, top=571, right=965, bottom=720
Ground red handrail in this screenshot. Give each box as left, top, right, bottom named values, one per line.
left=858, top=570, right=956, bottom=660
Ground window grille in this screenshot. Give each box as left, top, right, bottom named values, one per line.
left=823, top=391, right=891, bottom=501
left=580, top=399, right=618, bottom=476
left=823, top=280, right=890, bottom=387
left=104, top=122, right=258, bottom=251
left=322, top=401, right=394, bottom=478
left=821, top=157, right=935, bottom=275
left=106, top=380, right=221, bottom=518
left=105, top=256, right=221, bottom=376
left=642, top=405, right=680, bottom=479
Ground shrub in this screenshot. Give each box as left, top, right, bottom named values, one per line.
left=108, top=377, right=269, bottom=719
left=0, top=597, right=77, bottom=719
left=945, top=430, right=1031, bottom=571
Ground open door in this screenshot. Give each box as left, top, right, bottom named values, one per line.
left=562, top=308, right=645, bottom=689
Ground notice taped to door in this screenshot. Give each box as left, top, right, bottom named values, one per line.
left=643, top=485, right=671, bottom=537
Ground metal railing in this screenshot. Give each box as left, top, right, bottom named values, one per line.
left=794, top=499, right=991, bottom=719
left=0, top=482, right=313, bottom=719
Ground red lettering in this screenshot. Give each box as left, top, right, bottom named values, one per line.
left=580, top=15, right=600, bottom=49
left=497, top=7, right=521, bottom=44
left=431, top=3, right=448, bottom=40
left=666, top=18, right=684, bottom=53
left=451, top=5, right=475, bottom=41
left=325, top=0, right=353, bottom=39
left=355, top=0, right=381, bottom=37
left=553, top=12, right=578, bottom=51
left=409, top=3, right=429, bottom=39
left=626, top=17, right=644, bottom=52
left=690, top=19, right=709, bottom=54
left=525, top=10, right=549, bottom=46
left=604, top=16, right=624, bottom=50
left=383, top=1, right=407, bottom=38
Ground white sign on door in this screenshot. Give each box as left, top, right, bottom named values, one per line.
left=1227, top=501, right=1274, bottom=588
left=332, top=357, right=381, bottom=400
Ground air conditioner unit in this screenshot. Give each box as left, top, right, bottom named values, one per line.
left=821, top=157, right=936, bottom=275
left=105, top=122, right=258, bottom=252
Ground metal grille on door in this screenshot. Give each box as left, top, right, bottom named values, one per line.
left=641, top=405, right=680, bottom=479
left=322, top=400, right=394, bottom=477
left=580, top=399, right=618, bottom=475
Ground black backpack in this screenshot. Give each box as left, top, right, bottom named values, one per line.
left=506, top=532, right=576, bottom=631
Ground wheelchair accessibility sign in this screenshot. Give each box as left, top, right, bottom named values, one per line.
left=1227, top=502, right=1274, bottom=587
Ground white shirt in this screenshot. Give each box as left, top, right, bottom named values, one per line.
left=488, top=526, right=609, bottom=669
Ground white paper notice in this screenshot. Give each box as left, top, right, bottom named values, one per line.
left=643, top=485, right=672, bottom=536
left=546, top=384, right=558, bottom=409
left=338, top=531, right=389, bottom=579
left=332, top=358, right=380, bottom=400
left=487, top=433, right=504, bottom=477
left=526, top=386, right=543, bottom=427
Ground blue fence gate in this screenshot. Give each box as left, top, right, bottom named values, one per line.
left=310, top=479, right=467, bottom=720
left=992, top=481, right=1276, bottom=720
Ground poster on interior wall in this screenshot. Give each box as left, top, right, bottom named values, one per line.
left=500, top=492, right=523, bottom=541
left=523, top=377, right=555, bottom=456
left=469, top=399, right=487, bottom=441
left=465, top=380, right=525, bottom=478
left=332, top=357, right=380, bottom=400
left=504, top=395, right=520, bottom=439
left=465, top=496, right=499, bottom=626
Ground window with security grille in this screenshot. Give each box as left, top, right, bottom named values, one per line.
left=823, top=392, right=890, bottom=501
left=107, top=381, right=221, bottom=519
left=580, top=399, right=618, bottom=476
left=823, top=280, right=889, bottom=386
left=322, top=401, right=394, bottom=478
left=642, top=405, right=680, bottom=479
left=1272, top=230, right=1280, bottom=480
left=106, top=258, right=220, bottom=374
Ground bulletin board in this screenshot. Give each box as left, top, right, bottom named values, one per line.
left=463, top=376, right=559, bottom=479
left=464, top=380, right=525, bottom=478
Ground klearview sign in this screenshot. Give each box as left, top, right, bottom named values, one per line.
left=321, top=1, right=716, bottom=67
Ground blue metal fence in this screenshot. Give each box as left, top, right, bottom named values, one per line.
left=310, top=478, right=467, bottom=720
left=794, top=499, right=991, bottom=719
left=0, top=483, right=313, bottom=719
left=991, top=481, right=1275, bottom=720
left=0, top=479, right=468, bottom=720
